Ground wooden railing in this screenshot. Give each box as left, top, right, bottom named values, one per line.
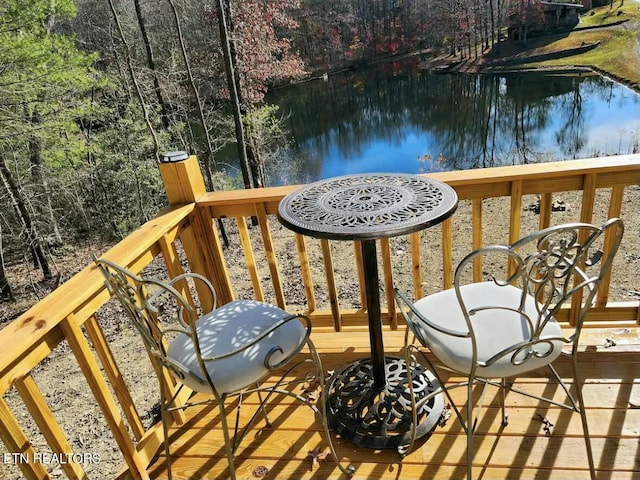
left=197, top=154, right=640, bottom=330
left=0, top=153, right=638, bottom=480
left=0, top=201, right=204, bottom=480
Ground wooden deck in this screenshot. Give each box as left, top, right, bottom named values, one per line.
left=2, top=155, right=638, bottom=480
left=139, top=329, right=640, bottom=480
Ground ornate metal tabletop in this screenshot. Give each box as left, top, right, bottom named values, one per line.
left=277, top=173, right=458, bottom=450
left=277, top=173, right=458, bottom=240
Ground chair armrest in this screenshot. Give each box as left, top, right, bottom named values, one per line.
left=198, top=313, right=311, bottom=370
left=482, top=334, right=569, bottom=368
left=394, top=288, right=470, bottom=339
left=468, top=305, right=535, bottom=333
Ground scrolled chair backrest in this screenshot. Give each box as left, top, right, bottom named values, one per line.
left=454, top=218, right=624, bottom=349
left=95, top=258, right=213, bottom=382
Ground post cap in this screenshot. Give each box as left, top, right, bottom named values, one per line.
left=160, top=151, right=190, bottom=163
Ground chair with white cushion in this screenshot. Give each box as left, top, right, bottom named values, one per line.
left=394, top=219, right=624, bottom=480
left=95, top=258, right=354, bottom=480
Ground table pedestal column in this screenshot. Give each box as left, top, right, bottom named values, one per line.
left=361, top=239, right=386, bottom=389
left=325, top=240, right=445, bottom=449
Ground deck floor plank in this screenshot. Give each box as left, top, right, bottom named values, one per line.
left=143, top=331, right=640, bottom=480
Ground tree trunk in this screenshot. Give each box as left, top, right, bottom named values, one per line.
left=167, top=0, right=215, bottom=190
left=133, top=0, right=170, bottom=129
left=0, top=155, right=52, bottom=279
left=28, top=110, right=62, bottom=246
left=489, top=0, right=495, bottom=47
left=247, top=142, right=265, bottom=188
left=0, top=225, right=15, bottom=302
left=108, top=0, right=161, bottom=161
left=215, top=0, right=253, bottom=189
left=167, top=0, right=228, bottom=246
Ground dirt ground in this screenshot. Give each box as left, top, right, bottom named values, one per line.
left=0, top=186, right=638, bottom=479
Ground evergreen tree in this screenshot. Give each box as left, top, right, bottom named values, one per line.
left=0, top=0, right=100, bottom=278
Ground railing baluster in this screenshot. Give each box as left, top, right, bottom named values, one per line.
left=179, top=220, right=218, bottom=310
left=442, top=218, right=454, bottom=289
left=320, top=239, right=341, bottom=331
left=538, top=192, right=553, bottom=230
left=294, top=233, right=316, bottom=312
left=354, top=241, right=367, bottom=309
left=472, top=199, right=483, bottom=283
left=201, top=208, right=235, bottom=305
left=579, top=173, right=597, bottom=224
left=570, top=173, right=598, bottom=325
left=380, top=238, right=397, bottom=328
left=255, top=203, right=286, bottom=309
left=14, top=375, right=88, bottom=480
left=158, top=233, right=194, bottom=308
left=598, top=186, right=624, bottom=306
left=508, top=180, right=524, bottom=277
left=178, top=207, right=233, bottom=306
left=84, top=315, right=146, bottom=441
left=411, top=232, right=423, bottom=299
left=236, top=216, right=265, bottom=302
left=509, top=180, right=523, bottom=243
left=0, top=396, right=51, bottom=480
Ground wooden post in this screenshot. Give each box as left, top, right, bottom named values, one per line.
left=158, top=152, right=234, bottom=305
left=158, top=152, right=206, bottom=204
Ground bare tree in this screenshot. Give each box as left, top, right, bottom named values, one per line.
left=167, top=0, right=229, bottom=244
left=167, top=0, right=218, bottom=189
left=0, top=224, right=15, bottom=302
left=107, top=0, right=162, bottom=161
left=133, top=0, right=171, bottom=129
left=0, top=155, right=51, bottom=279
left=215, top=0, right=254, bottom=189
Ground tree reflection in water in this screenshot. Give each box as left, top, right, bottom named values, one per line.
left=260, top=59, right=640, bottom=186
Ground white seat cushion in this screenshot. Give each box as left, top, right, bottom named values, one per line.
left=167, top=300, right=306, bottom=394
left=411, top=282, right=564, bottom=378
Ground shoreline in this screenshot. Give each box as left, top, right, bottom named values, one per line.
left=290, top=3, right=640, bottom=94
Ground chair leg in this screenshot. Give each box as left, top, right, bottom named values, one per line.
left=576, top=391, right=597, bottom=480
left=416, top=347, right=466, bottom=434
left=217, top=398, right=238, bottom=480
left=158, top=380, right=173, bottom=480
left=308, top=339, right=355, bottom=477
left=161, top=403, right=173, bottom=480
left=548, top=359, right=596, bottom=480
left=397, top=347, right=419, bottom=456
left=255, top=386, right=272, bottom=427
left=466, top=380, right=474, bottom=480
left=500, top=378, right=509, bottom=427
left=572, top=359, right=597, bottom=480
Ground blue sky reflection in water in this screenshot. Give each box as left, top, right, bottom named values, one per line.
left=263, top=60, right=640, bottom=186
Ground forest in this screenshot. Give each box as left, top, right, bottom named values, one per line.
left=0, top=0, right=572, bottom=300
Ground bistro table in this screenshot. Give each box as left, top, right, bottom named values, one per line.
left=277, top=173, right=458, bottom=449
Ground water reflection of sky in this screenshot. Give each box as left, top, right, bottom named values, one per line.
left=322, top=129, right=436, bottom=176
left=267, top=71, right=640, bottom=185
left=540, top=84, right=640, bottom=157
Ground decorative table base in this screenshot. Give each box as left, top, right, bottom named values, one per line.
left=326, top=356, right=445, bottom=450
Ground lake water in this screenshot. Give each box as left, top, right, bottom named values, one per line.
left=260, top=59, right=640, bottom=186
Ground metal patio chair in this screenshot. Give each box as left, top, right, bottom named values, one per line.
left=394, top=218, right=624, bottom=480
left=95, top=258, right=354, bottom=480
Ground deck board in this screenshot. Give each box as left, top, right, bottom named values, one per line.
left=141, top=330, right=640, bottom=480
